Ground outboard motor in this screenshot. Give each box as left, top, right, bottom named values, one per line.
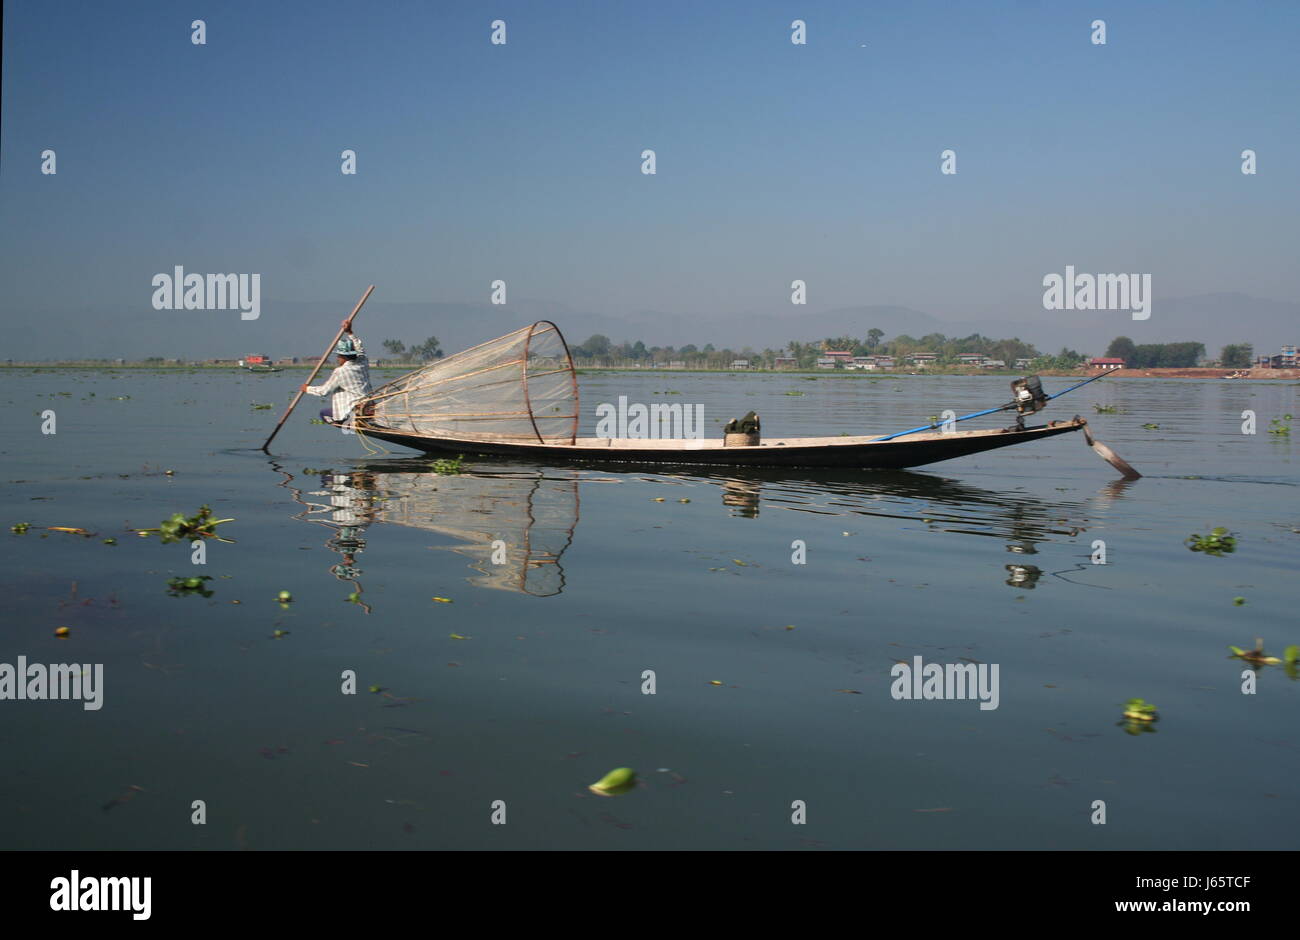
left=1011, top=375, right=1049, bottom=416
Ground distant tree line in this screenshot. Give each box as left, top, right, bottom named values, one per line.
left=565, top=330, right=1091, bottom=370
left=380, top=337, right=443, bottom=361
left=1219, top=343, right=1254, bottom=369
left=1103, top=337, right=1207, bottom=368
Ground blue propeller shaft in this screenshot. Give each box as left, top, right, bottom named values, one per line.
left=870, top=370, right=1114, bottom=442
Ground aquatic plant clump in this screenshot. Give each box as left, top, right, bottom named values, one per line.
left=1186, top=527, right=1236, bottom=556
left=1122, top=698, right=1158, bottom=722
left=139, top=506, right=235, bottom=544
left=166, top=575, right=213, bottom=597
left=430, top=455, right=464, bottom=475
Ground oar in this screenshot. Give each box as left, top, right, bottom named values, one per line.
left=871, top=369, right=1119, bottom=442
left=261, top=285, right=375, bottom=454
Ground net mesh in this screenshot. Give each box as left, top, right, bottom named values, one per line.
left=357, top=321, right=577, bottom=443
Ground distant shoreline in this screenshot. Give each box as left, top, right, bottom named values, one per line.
left=2, top=363, right=1296, bottom=381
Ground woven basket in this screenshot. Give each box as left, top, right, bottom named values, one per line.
left=724, top=431, right=760, bottom=447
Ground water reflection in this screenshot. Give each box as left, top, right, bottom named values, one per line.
left=668, top=467, right=1090, bottom=550
left=274, top=460, right=580, bottom=598
left=357, top=461, right=580, bottom=597
left=271, top=463, right=378, bottom=612
left=271, top=459, right=1100, bottom=598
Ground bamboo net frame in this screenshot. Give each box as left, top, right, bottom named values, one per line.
left=355, top=321, right=579, bottom=444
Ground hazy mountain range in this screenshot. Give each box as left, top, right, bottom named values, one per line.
left=11, top=292, right=1296, bottom=361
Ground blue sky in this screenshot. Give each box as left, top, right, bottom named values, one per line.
left=1, top=0, right=1296, bottom=356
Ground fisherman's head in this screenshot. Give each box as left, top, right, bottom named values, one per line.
left=335, top=335, right=360, bottom=363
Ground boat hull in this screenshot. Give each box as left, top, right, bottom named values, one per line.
left=353, top=418, right=1087, bottom=470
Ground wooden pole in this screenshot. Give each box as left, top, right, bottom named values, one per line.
left=261, top=285, right=375, bottom=453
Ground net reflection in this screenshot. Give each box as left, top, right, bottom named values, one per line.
left=274, top=460, right=581, bottom=598
left=362, top=465, right=580, bottom=597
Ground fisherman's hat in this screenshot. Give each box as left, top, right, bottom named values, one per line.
left=335, top=335, right=361, bottom=357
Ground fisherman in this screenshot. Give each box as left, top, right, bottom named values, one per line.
left=301, top=319, right=373, bottom=427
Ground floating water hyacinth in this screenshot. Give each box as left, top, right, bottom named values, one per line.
left=1229, top=638, right=1284, bottom=666
left=1122, top=698, right=1158, bottom=722
left=1186, top=527, right=1236, bottom=556
left=166, top=575, right=213, bottom=597
left=139, top=506, right=235, bottom=544
left=589, top=767, right=636, bottom=797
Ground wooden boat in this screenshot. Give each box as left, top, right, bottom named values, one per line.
left=245, top=364, right=283, bottom=373
left=351, top=321, right=1102, bottom=471
left=356, top=417, right=1086, bottom=469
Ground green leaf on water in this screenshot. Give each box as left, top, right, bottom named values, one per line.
left=589, top=767, right=637, bottom=796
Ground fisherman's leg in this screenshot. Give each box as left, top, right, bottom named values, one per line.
left=320, top=408, right=336, bottom=424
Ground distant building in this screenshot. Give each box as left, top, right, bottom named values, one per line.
left=668, top=360, right=686, bottom=368
left=875, top=355, right=896, bottom=369
left=1274, top=344, right=1298, bottom=368
left=909, top=353, right=938, bottom=367
left=1014, top=358, right=1033, bottom=370
left=275, top=357, right=298, bottom=366
left=731, top=359, right=751, bottom=369
left=851, top=356, right=876, bottom=370
left=816, top=356, right=838, bottom=369
left=1088, top=357, right=1125, bottom=371
left=957, top=353, right=984, bottom=366
left=773, top=357, right=798, bottom=368
left=982, top=359, right=1006, bottom=369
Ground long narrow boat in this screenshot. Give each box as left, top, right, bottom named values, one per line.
left=350, top=321, right=1095, bottom=471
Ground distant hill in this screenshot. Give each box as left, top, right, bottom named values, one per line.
left=11, top=293, right=1296, bottom=361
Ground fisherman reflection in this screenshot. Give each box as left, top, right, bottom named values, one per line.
left=1004, top=563, right=1042, bottom=589
left=305, top=470, right=378, bottom=600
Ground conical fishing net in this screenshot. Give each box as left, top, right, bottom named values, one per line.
left=357, top=321, right=578, bottom=443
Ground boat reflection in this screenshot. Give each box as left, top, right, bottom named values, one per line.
left=357, top=461, right=580, bottom=597
left=665, top=466, right=1089, bottom=551
left=271, top=458, right=1096, bottom=599
left=274, top=460, right=580, bottom=598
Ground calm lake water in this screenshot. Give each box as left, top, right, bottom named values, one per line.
left=1, top=368, right=1296, bottom=850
